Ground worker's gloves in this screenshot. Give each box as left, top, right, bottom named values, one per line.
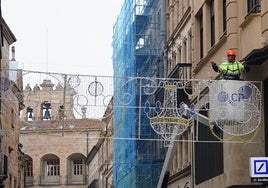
left=210, top=61, right=216, bottom=65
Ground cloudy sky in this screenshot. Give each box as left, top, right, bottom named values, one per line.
left=2, top=0, right=124, bottom=76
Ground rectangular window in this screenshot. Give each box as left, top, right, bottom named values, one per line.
left=247, top=0, right=261, bottom=14
left=223, top=0, right=227, bottom=33
left=73, top=159, right=83, bottom=175
left=210, top=0, right=215, bottom=46
left=199, top=14, right=204, bottom=59
left=183, top=40, right=187, bottom=63
left=2, top=155, right=8, bottom=176
left=26, top=160, right=33, bottom=177
left=46, top=160, right=60, bottom=176
left=11, top=109, right=14, bottom=128
left=187, top=31, right=192, bottom=64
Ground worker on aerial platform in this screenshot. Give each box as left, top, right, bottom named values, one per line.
left=210, top=49, right=250, bottom=80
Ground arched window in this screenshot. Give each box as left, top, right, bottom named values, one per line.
left=67, top=153, right=86, bottom=185
left=40, top=154, right=60, bottom=185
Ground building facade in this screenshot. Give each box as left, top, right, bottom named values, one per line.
left=0, top=18, right=25, bottom=188
left=166, top=0, right=268, bottom=187
left=86, top=98, right=113, bottom=188
left=2, top=0, right=266, bottom=188
left=19, top=79, right=104, bottom=188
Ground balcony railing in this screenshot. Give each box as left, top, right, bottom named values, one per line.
left=40, top=175, right=60, bottom=185
left=168, top=63, right=192, bottom=81
left=25, top=176, right=34, bottom=186
left=245, top=3, right=261, bottom=19
left=27, top=175, right=87, bottom=186
left=67, top=174, right=87, bottom=185
left=168, top=63, right=192, bottom=94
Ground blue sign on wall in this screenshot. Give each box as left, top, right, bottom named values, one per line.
left=250, top=157, right=268, bottom=182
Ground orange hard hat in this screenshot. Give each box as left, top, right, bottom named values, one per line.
left=227, top=49, right=237, bottom=56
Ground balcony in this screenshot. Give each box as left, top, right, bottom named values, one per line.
left=40, top=175, right=60, bottom=186
left=168, top=63, right=192, bottom=97
left=25, top=176, right=34, bottom=187
left=67, top=174, right=87, bottom=185
left=168, top=63, right=192, bottom=80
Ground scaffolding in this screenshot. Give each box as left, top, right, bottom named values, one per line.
left=112, top=0, right=167, bottom=187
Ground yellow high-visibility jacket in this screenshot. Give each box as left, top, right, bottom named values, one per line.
left=219, top=61, right=244, bottom=76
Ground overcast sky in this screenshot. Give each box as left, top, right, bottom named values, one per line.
left=2, top=0, right=124, bottom=76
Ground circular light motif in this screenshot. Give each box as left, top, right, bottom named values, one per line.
left=88, top=81, right=104, bottom=96
left=238, top=85, right=252, bottom=100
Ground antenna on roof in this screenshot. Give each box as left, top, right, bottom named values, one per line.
left=45, top=28, right=48, bottom=76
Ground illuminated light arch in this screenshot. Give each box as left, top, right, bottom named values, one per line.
left=0, top=69, right=262, bottom=144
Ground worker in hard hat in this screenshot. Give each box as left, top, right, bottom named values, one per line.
left=210, top=49, right=250, bottom=80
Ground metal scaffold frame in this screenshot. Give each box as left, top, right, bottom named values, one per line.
left=112, top=0, right=168, bottom=187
